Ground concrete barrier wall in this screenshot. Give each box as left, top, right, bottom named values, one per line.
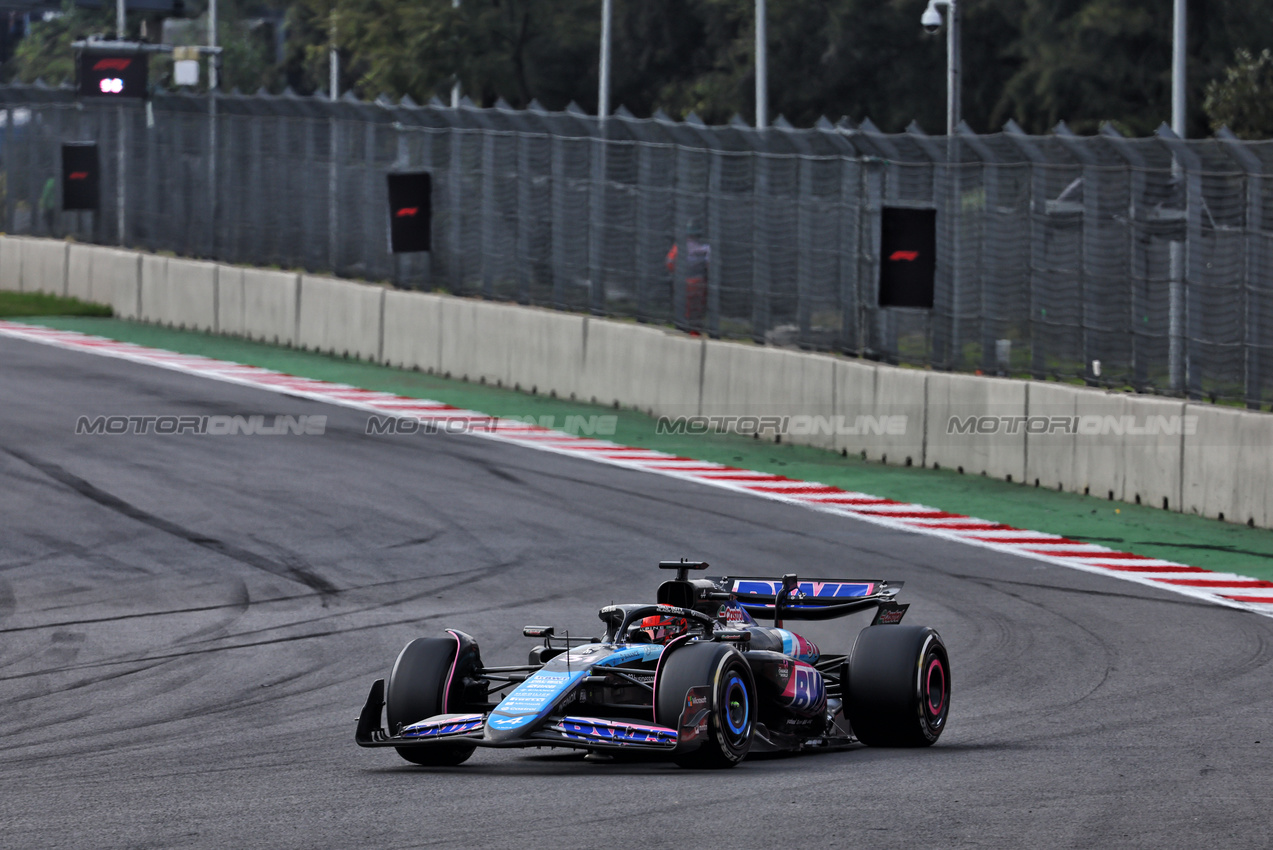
left=67, top=244, right=94, bottom=302
left=1070, top=390, right=1129, bottom=502
left=582, top=321, right=700, bottom=419
left=297, top=275, right=384, bottom=360
left=699, top=342, right=836, bottom=449
left=101, top=249, right=142, bottom=319
left=865, top=367, right=927, bottom=467
left=1182, top=404, right=1272, bottom=527
left=436, top=297, right=519, bottom=385
left=23, top=238, right=68, bottom=296
left=829, top=358, right=878, bottom=460
left=925, top=372, right=1028, bottom=481
left=1119, top=395, right=1186, bottom=512
left=241, top=268, right=299, bottom=346
left=138, top=255, right=168, bottom=324
left=135, top=256, right=218, bottom=331
left=381, top=290, right=444, bottom=372
left=14, top=236, right=1273, bottom=529
left=1023, top=382, right=1079, bottom=491
left=217, top=266, right=245, bottom=337
left=0, top=236, right=21, bottom=291
left=501, top=306, right=586, bottom=399
left=161, top=259, right=219, bottom=332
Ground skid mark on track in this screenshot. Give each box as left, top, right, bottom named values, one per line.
left=0, top=578, right=15, bottom=623
left=1, top=447, right=338, bottom=598
left=0, top=561, right=509, bottom=636
left=0, top=591, right=562, bottom=685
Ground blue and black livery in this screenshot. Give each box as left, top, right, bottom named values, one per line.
left=355, top=559, right=951, bottom=768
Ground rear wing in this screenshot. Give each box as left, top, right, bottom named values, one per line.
left=714, top=575, right=905, bottom=625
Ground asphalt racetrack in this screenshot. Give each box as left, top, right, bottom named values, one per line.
left=2, top=335, right=1271, bottom=849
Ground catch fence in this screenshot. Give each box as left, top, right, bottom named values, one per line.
left=3, top=84, right=1272, bottom=406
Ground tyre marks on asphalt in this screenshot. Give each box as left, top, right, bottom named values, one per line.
left=1, top=446, right=338, bottom=598
left=2, top=320, right=1269, bottom=620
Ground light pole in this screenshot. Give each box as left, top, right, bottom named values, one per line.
left=452, top=0, right=461, bottom=107
left=328, top=7, right=338, bottom=100
left=1172, top=0, right=1185, bottom=136
left=1168, top=0, right=1187, bottom=389
left=920, top=0, right=959, bottom=137
left=599, top=0, right=612, bottom=119
left=755, top=0, right=767, bottom=128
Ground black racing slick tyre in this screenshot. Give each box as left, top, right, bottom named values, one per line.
left=846, top=625, right=950, bottom=747
left=386, top=637, right=477, bottom=766
left=655, top=642, right=755, bottom=769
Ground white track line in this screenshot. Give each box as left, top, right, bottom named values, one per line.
left=4, top=319, right=1270, bottom=619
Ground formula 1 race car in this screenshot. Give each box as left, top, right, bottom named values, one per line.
left=356, top=560, right=950, bottom=768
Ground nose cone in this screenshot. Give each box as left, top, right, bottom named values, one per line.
left=484, top=669, right=586, bottom=742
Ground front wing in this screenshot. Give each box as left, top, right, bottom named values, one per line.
left=355, top=679, right=679, bottom=753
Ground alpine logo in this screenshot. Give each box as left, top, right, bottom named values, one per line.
left=93, top=58, right=132, bottom=71
left=889, top=250, right=920, bottom=262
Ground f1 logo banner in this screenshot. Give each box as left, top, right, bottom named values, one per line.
left=386, top=171, right=432, bottom=253
left=878, top=207, right=936, bottom=309
left=78, top=51, right=148, bottom=99
left=61, top=143, right=100, bottom=211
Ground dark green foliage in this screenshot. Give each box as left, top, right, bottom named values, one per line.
left=9, top=0, right=1273, bottom=137
left=1204, top=48, right=1273, bottom=139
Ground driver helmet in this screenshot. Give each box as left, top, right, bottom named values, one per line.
left=639, top=614, right=688, bottom=644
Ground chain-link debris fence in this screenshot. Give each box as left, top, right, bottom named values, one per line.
left=3, top=84, right=1272, bottom=407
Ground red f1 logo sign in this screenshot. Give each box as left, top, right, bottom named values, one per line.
left=879, top=207, right=936, bottom=308
left=93, top=57, right=132, bottom=71
left=386, top=171, right=432, bottom=253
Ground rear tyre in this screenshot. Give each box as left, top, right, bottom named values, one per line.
left=386, top=637, right=477, bottom=766
left=655, top=642, right=755, bottom=769
left=846, top=625, right=949, bottom=747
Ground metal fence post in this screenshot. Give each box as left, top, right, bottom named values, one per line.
left=550, top=132, right=568, bottom=309
left=481, top=128, right=497, bottom=298
left=1217, top=128, right=1264, bottom=408
left=837, top=155, right=862, bottom=354
left=706, top=149, right=723, bottom=336
left=328, top=114, right=340, bottom=273
left=116, top=105, right=126, bottom=245
left=795, top=154, right=814, bottom=344
left=588, top=129, right=606, bottom=313
left=515, top=129, right=533, bottom=303
left=750, top=151, right=771, bottom=341
left=1100, top=123, right=1151, bottom=391
left=1054, top=125, right=1099, bottom=384
left=449, top=127, right=464, bottom=292
left=1156, top=126, right=1204, bottom=398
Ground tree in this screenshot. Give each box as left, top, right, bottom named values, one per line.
left=993, top=0, right=1273, bottom=136
left=6, top=2, right=115, bottom=86
left=1204, top=48, right=1273, bottom=139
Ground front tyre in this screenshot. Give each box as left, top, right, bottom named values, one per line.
left=386, top=636, right=478, bottom=766
left=655, top=642, right=755, bottom=769
left=846, top=625, right=950, bottom=747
